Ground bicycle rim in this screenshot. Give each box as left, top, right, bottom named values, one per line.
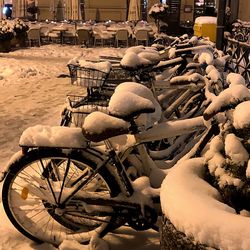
left=2, top=148, right=121, bottom=246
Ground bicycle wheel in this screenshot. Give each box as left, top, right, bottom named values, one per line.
left=2, top=148, right=121, bottom=246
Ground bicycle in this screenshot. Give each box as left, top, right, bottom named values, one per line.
left=61, top=50, right=232, bottom=168
left=1, top=75, right=227, bottom=246
left=63, top=42, right=219, bottom=122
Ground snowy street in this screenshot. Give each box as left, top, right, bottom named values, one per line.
left=0, top=45, right=159, bottom=250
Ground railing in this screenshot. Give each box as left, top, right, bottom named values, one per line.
left=224, top=37, right=250, bottom=87
left=231, top=20, right=250, bottom=43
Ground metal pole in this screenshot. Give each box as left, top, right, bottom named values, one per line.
left=216, top=0, right=227, bottom=50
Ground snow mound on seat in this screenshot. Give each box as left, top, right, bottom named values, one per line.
left=120, top=46, right=160, bottom=69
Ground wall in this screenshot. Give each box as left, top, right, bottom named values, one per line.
left=238, top=0, right=250, bottom=21
left=37, top=0, right=64, bottom=21
left=84, top=0, right=127, bottom=22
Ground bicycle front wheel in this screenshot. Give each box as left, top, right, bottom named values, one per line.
left=2, top=148, right=121, bottom=246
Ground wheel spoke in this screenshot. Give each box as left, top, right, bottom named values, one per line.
left=2, top=149, right=120, bottom=245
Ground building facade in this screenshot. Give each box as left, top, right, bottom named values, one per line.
left=0, top=0, right=249, bottom=23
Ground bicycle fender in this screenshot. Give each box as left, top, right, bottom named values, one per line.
left=0, top=150, right=24, bottom=182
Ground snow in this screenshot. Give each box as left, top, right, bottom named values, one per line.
left=205, top=65, right=221, bottom=83
left=203, top=84, right=250, bottom=120
left=160, top=158, right=250, bottom=250
left=68, top=59, right=112, bottom=74
left=59, top=235, right=109, bottom=250
left=197, top=49, right=214, bottom=65
left=120, top=46, right=160, bottom=69
left=1, top=41, right=250, bottom=250
left=204, top=135, right=226, bottom=176
left=83, top=111, right=130, bottom=141
left=108, top=91, right=155, bottom=118
left=226, top=72, right=246, bottom=86
left=0, top=44, right=159, bottom=250
left=19, top=125, right=87, bottom=148
left=170, top=72, right=204, bottom=85
left=130, top=176, right=160, bottom=208
left=188, top=36, right=198, bottom=45
left=195, top=16, right=217, bottom=24
left=233, top=101, right=250, bottom=129
left=224, top=133, right=249, bottom=166
left=111, top=82, right=162, bottom=128
left=246, top=160, right=250, bottom=178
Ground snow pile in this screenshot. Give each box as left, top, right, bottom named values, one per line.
left=197, top=49, right=214, bottom=65
left=120, top=46, right=160, bottom=69
left=110, top=82, right=162, bottom=129
left=19, top=125, right=87, bottom=148
left=188, top=36, right=199, bottom=45
left=130, top=176, right=160, bottom=208
left=195, top=16, right=217, bottom=24
left=205, top=65, right=222, bottom=83
left=0, top=57, right=63, bottom=83
left=0, top=45, right=125, bottom=86
left=203, top=84, right=250, bottom=120
left=160, top=158, right=250, bottom=250
left=108, top=91, right=155, bottom=118
left=59, top=234, right=109, bottom=250
left=170, top=72, right=204, bottom=85
left=82, top=111, right=130, bottom=141
left=204, top=134, right=246, bottom=189
left=226, top=73, right=246, bottom=86
left=224, top=133, right=249, bottom=166
left=68, top=59, right=112, bottom=74
left=233, top=101, right=250, bottom=129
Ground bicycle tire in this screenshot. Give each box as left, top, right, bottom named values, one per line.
left=2, top=148, right=122, bottom=246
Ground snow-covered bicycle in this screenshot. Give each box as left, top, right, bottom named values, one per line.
left=2, top=74, right=241, bottom=246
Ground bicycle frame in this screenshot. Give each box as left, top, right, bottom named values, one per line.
left=59, top=115, right=209, bottom=209
left=13, top=115, right=206, bottom=206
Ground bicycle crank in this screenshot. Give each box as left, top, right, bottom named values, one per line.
left=127, top=205, right=158, bottom=231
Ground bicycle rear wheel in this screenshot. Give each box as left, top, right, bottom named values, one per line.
left=2, top=148, right=121, bottom=246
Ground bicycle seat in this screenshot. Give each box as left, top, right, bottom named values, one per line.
left=108, top=91, right=155, bottom=120
left=82, top=111, right=130, bottom=142
left=82, top=90, right=156, bottom=142
left=120, top=47, right=160, bottom=71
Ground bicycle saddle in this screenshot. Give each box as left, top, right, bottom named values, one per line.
left=120, top=46, right=160, bottom=71
left=82, top=111, right=130, bottom=142
left=108, top=91, right=155, bottom=119
left=82, top=91, right=156, bottom=142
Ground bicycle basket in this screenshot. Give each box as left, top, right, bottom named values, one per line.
left=99, top=65, right=132, bottom=95
left=68, top=64, right=110, bottom=88
left=66, top=95, right=109, bottom=127
left=107, top=65, right=132, bottom=84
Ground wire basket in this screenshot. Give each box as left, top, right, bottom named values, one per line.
left=97, top=64, right=133, bottom=95
left=68, top=64, right=110, bottom=88
left=107, top=66, right=132, bottom=83
left=66, top=95, right=109, bottom=127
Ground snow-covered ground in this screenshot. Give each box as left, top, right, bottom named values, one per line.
left=0, top=44, right=159, bottom=250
